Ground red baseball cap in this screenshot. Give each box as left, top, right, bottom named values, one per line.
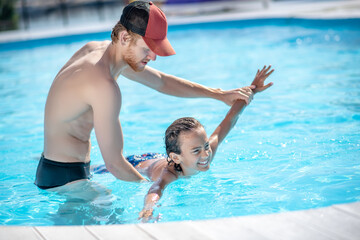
left=120, top=1, right=175, bottom=56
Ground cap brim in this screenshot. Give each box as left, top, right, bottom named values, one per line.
left=143, top=36, right=176, bottom=57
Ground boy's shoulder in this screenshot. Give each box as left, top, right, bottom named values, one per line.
left=159, top=164, right=180, bottom=183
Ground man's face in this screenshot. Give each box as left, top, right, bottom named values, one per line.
left=123, top=38, right=157, bottom=72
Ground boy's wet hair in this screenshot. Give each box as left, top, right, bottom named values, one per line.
left=165, top=117, right=203, bottom=172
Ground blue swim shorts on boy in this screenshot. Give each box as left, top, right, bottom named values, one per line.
left=92, top=153, right=165, bottom=174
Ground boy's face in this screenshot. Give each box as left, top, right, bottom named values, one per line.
left=176, top=127, right=213, bottom=176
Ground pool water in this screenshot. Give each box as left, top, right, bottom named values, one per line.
left=0, top=18, right=360, bottom=225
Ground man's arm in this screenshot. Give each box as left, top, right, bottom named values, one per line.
left=88, top=76, right=146, bottom=182
left=139, top=168, right=178, bottom=221
left=122, top=66, right=253, bottom=105
left=209, top=65, right=274, bottom=156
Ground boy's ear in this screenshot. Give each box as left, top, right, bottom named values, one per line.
left=169, top=152, right=181, bottom=164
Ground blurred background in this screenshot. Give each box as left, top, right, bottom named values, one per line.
left=0, top=0, right=276, bottom=31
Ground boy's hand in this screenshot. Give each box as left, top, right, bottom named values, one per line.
left=139, top=208, right=154, bottom=222
left=139, top=208, right=161, bottom=223
left=251, top=65, right=274, bottom=94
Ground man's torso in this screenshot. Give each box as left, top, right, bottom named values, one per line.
left=44, top=41, right=111, bottom=163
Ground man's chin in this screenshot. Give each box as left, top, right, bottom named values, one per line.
left=136, top=66, right=146, bottom=72
left=128, top=64, right=145, bottom=72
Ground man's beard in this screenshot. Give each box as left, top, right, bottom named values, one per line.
left=124, top=47, right=143, bottom=72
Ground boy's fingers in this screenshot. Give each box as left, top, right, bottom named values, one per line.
left=256, top=65, right=273, bottom=79
left=263, top=82, right=273, bottom=90
left=265, top=69, right=275, bottom=77
left=256, top=82, right=273, bottom=92
left=259, top=66, right=265, bottom=74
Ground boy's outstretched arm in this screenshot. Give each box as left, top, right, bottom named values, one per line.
left=209, top=65, right=274, bottom=156
left=209, top=99, right=249, bottom=156
left=139, top=168, right=178, bottom=222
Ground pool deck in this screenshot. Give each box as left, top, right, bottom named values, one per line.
left=1, top=0, right=360, bottom=43
left=1, top=201, right=360, bottom=239
left=1, top=0, right=360, bottom=239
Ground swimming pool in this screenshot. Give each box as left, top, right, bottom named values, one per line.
left=0, top=18, right=359, bottom=226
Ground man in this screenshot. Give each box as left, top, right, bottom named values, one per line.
left=35, top=1, right=255, bottom=189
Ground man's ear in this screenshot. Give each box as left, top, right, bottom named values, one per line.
left=169, top=152, right=181, bottom=164
left=119, top=30, right=130, bottom=46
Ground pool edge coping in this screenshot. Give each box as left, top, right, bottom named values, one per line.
left=1, top=201, right=360, bottom=239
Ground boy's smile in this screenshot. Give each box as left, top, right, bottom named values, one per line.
left=176, top=126, right=213, bottom=175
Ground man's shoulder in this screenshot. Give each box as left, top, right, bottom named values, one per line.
left=82, top=40, right=110, bottom=53
left=58, top=41, right=109, bottom=78
left=67, top=41, right=109, bottom=68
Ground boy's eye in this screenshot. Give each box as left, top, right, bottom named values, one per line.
left=193, top=149, right=200, bottom=154
left=205, top=143, right=210, bottom=150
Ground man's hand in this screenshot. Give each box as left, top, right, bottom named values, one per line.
left=251, top=65, right=274, bottom=94
left=220, top=86, right=255, bottom=106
